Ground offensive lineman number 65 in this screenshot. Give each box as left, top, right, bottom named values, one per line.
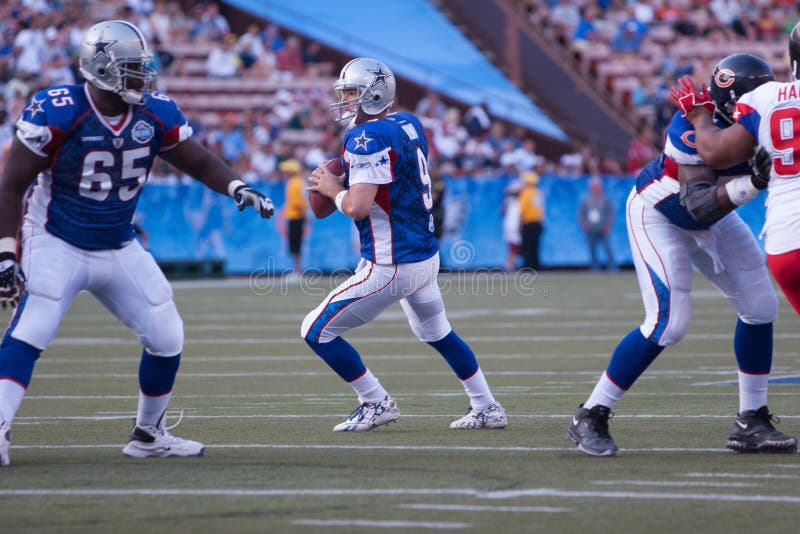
left=80, top=147, right=149, bottom=202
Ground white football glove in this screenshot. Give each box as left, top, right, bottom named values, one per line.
left=0, top=253, right=25, bottom=311
left=233, top=184, right=275, bottom=219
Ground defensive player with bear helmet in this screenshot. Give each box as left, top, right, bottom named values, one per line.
left=567, top=53, right=796, bottom=456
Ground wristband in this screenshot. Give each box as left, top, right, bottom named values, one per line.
left=227, top=179, right=247, bottom=198
left=724, top=176, right=760, bottom=206
left=334, top=190, right=347, bottom=213
left=0, top=237, right=16, bottom=255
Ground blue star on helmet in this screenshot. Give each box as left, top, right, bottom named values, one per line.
left=92, top=38, right=117, bottom=59
left=25, top=96, right=45, bottom=117
left=369, top=66, right=391, bottom=88
left=353, top=131, right=373, bottom=151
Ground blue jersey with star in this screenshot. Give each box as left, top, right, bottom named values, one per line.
left=342, top=111, right=438, bottom=264
left=16, top=84, right=191, bottom=250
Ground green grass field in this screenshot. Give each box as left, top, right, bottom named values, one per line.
left=2, top=271, right=800, bottom=533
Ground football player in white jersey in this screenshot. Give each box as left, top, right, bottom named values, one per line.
left=304, top=58, right=506, bottom=432
left=0, top=21, right=274, bottom=466
left=673, top=24, right=800, bottom=322
left=566, top=54, right=797, bottom=456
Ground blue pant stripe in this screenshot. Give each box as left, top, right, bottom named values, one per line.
left=646, top=265, right=670, bottom=343
left=306, top=297, right=359, bottom=342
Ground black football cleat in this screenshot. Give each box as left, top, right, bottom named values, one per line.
left=727, top=406, right=798, bottom=453
left=566, top=404, right=618, bottom=457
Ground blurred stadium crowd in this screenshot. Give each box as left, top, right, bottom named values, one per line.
left=2, top=0, right=797, bottom=184
left=523, top=0, right=797, bottom=168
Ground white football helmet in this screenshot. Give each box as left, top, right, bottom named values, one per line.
left=79, top=20, right=156, bottom=105
left=330, top=57, right=395, bottom=125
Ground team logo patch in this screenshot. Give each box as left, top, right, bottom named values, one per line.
left=112, top=137, right=124, bottom=149
left=132, top=120, right=155, bottom=144
left=714, top=68, right=735, bottom=88
left=353, top=131, right=373, bottom=151
left=680, top=130, right=696, bottom=148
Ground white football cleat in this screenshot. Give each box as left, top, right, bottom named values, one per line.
left=333, top=396, right=400, bottom=432
left=450, top=403, right=507, bottom=429
left=0, top=420, right=11, bottom=466
left=122, top=415, right=205, bottom=458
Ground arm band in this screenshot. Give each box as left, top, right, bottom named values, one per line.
left=0, top=237, right=16, bottom=255
left=724, top=176, right=760, bottom=206
left=334, top=190, right=347, bottom=213
left=227, top=179, right=247, bottom=198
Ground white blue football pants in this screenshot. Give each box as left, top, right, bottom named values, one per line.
left=626, top=189, right=777, bottom=347
left=301, top=253, right=452, bottom=343
left=7, top=223, right=183, bottom=355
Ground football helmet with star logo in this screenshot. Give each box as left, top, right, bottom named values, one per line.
left=330, top=57, right=396, bottom=125
left=78, top=20, right=156, bottom=105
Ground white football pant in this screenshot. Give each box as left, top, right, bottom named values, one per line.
left=301, top=253, right=452, bottom=343
left=626, top=189, right=777, bottom=347
left=8, top=223, right=183, bottom=355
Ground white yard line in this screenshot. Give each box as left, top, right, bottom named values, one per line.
left=685, top=473, right=800, bottom=480
left=13, top=413, right=800, bottom=423
left=400, top=504, right=571, bottom=513
left=1, top=486, right=799, bottom=504
left=292, top=519, right=470, bottom=529
left=10, top=443, right=730, bottom=453
left=591, top=481, right=761, bottom=488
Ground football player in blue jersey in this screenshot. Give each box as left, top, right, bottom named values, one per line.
left=0, top=20, right=274, bottom=466
left=303, top=57, right=506, bottom=432
left=566, top=54, right=797, bottom=456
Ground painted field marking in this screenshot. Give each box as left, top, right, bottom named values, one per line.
left=400, top=504, right=571, bottom=513
left=591, top=480, right=760, bottom=488
left=13, top=413, right=800, bottom=423
left=2, top=487, right=800, bottom=504
left=10, top=443, right=730, bottom=453
left=685, top=472, right=800, bottom=480
left=293, top=519, right=470, bottom=529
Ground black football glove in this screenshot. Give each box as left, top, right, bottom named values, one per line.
left=0, top=252, right=25, bottom=311
left=750, top=145, right=771, bottom=191
left=233, top=184, right=275, bottom=218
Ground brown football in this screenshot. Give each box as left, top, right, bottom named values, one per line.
left=309, top=159, right=345, bottom=219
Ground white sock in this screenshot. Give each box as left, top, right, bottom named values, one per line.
left=136, top=391, right=172, bottom=427
left=0, top=379, right=26, bottom=424
left=585, top=372, right=626, bottom=410
left=738, top=371, right=768, bottom=413
left=351, top=369, right=388, bottom=403
left=462, top=368, right=496, bottom=410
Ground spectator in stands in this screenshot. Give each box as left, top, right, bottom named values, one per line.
left=519, top=171, right=544, bottom=270
left=280, top=158, right=307, bottom=277
left=237, top=23, right=269, bottom=76
left=303, top=41, right=324, bottom=65
left=611, top=5, right=648, bottom=52
left=149, top=36, right=175, bottom=74
left=627, top=125, right=656, bottom=175
left=415, top=91, right=446, bottom=121
left=262, top=24, right=285, bottom=53
left=206, top=33, right=241, bottom=78
left=501, top=138, right=539, bottom=172
left=463, top=101, right=491, bottom=138
left=548, top=0, right=580, bottom=43
left=275, top=35, right=305, bottom=78
left=502, top=180, right=523, bottom=270
left=578, top=176, right=616, bottom=273
left=209, top=113, right=247, bottom=165
left=192, top=1, right=229, bottom=42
